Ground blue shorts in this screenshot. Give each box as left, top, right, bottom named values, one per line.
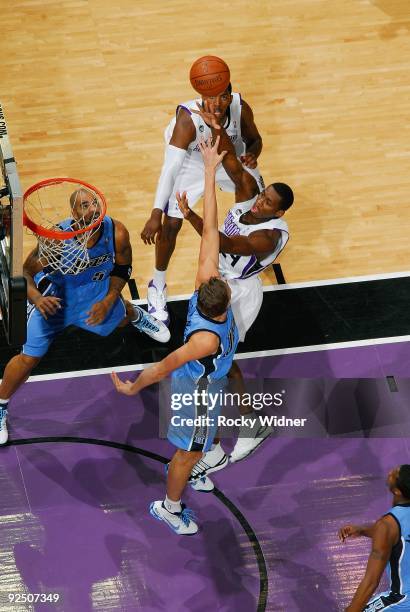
left=365, top=592, right=410, bottom=610
left=167, top=375, right=227, bottom=453
left=23, top=293, right=126, bottom=358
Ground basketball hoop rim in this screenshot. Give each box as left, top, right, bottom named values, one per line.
left=23, top=177, right=107, bottom=240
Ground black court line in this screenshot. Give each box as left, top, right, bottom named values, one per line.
left=272, top=263, right=286, bottom=285
left=8, top=436, right=268, bottom=612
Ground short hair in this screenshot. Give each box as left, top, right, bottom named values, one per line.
left=271, top=182, right=294, bottom=211
left=227, top=83, right=232, bottom=94
left=197, top=277, right=230, bottom=318
left=396, top=465, right=410, bottom=499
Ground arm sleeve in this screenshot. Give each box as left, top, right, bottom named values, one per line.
left=152, top=144, right=187, bottom=211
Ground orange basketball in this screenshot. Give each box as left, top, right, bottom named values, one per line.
left=189, top=56, right=230, bottom=97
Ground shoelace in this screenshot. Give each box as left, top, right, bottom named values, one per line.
left=180, top=507, right=197, bottom=527
left=137, top=314, right=160, bottom=333
left=149, top=284, right=167, bottom=310
left=0, top=409, right=7, bottom=429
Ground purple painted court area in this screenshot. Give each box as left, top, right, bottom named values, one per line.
left=1, top=341, right=410, bottom=612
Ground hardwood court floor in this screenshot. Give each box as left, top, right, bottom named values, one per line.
left=1, top=0, right=410, bottom=297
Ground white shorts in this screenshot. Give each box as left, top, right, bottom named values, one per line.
left=226, top=276, right=263, bottom=342
left=166, top=159, right=264, bottom=219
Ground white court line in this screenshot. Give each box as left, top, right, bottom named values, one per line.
left=22, top=334, right=410, bottom=383
left=130, top=270, right=410, bottom=304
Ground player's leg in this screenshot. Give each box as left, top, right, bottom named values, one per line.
left=227, top=277, right=273, bottom=462
left=150, top=448, right=202, bottom=536
left=147, top=171, right=204, bottom=325
left=0, top=354, right=42, bottom=444
left=0, top=307, right=64, bottom=445
left=148, top=214, right=183, bottom=325
left=150, top=378, right=218, bottom=535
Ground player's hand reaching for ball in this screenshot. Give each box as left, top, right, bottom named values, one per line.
left=33, top=295, right=62, bottom=319
left=199, top=135, right=227, bottom=170
left=176, top=191, right=191, bottom=219
left=111, top=371, right=138, bottom=395
left=141, top=209, right=163, bottom=245
left=240, top=153, right=258, bottom=170
left=191, top=100, right=222, bottom=131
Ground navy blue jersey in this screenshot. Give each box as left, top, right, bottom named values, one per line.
left=173, top=291, right=239, bottom=384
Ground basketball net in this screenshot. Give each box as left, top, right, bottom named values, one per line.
left=23, top=178, right=107, bottom=275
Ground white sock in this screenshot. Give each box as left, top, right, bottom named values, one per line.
left=164, top=495, right=182, bottom=514
left=153, top=268, right=166, bottom=290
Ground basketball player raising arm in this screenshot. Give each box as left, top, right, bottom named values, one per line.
left=112, top=136, right=238, bottom=536
left=175, top=100, right=294, bottom=467
left=179, top=100, right=287, bottom=262
left=111, top=135, right=228, bottom=396
left=140, top=84, right=264, bottom=327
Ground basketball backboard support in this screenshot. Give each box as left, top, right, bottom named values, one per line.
left=0, top=101, right=27, bottom=346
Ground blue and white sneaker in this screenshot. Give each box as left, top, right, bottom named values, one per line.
left=0, top=408, right=9, bottom=445
left=190, top=475, right=215, bottom=492
left=147, top=280, right=170, bottom=326
left=149, top=501, right=198, bottom=535
left=130, top=302, right=170, bottom=343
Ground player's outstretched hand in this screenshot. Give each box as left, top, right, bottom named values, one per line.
left=141, top=209, right=163, bottom=245
left=86, top=300, right=112, bottom=326
left=176, top=191, right=191, bottom=219
left=240, top=153, right=258, bottom=170
left=191, top=100, right=221, bottom=130
left=111, top=371, right=138, bottom=395
left=34, top=296, right=62, bottom=320
left=199, top=135, right=226, bottom=169
left=338, top=524, right=362, bottom=542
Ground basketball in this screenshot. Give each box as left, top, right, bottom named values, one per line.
left=189, top=56, right=230, bottom=97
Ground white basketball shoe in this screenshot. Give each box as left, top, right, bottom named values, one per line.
left=230, top=419, right=273, bottom=463
left=189, top=444, right=229, bottom=480
left=149, top=501, right=198, bottom=535
left=130, top=302, right=170, bottom=343
left=147, top=280, right=170, bottom=326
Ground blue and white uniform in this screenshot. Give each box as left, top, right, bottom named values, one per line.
left=24, top=216, right=126, bottom=358
left=168, top=291, right=239, bottom=452
left=164, top=93, right=264, bottom=218
left=365, top=503, right=410, bottom=611
left=219, top=196, right=289, bottom=342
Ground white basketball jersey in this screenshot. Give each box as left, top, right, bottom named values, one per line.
left=219, top=196, right=289, bottom=280
left=164, top=93, right=245, bottom=159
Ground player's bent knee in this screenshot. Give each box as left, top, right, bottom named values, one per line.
left=162, top=216, right=183, bottom=240
left=174, top=448, right=203, bottom=465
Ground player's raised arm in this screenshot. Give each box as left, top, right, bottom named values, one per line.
left=192, top=135, right=226, bottom=288
left=240, top=99, right=263, bottom=169
left=192, top=100, right=258, bottom=202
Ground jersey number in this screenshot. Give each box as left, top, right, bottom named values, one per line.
left=92, top=271, right=106, bottom=282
